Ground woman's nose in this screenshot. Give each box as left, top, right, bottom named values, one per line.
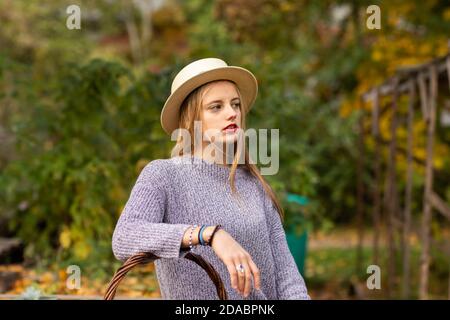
left=225, top=103, right=237, bottom=119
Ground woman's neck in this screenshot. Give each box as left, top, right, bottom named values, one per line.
left=193, top=143, right=235, bottom=167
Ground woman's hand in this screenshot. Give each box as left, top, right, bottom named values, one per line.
left=210, top=229, right=261, bottom=297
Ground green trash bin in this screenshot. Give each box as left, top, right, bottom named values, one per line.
left=285, top=193, right=309, bottom=277
left=286, top=227, right=308, bottom=276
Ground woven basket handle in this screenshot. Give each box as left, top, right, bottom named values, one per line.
left=104, top=251, right=228, bottom=300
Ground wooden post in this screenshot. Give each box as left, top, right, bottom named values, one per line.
left=384, top=78, right=400, bottom=298
left=419, top=65, right=438, bottom=300
left=448, top=260, right=450, bottom=300
left=356, top=100, right=365, bottom=277
left=417, top=72, right=429, bottom=121
left=402, top=80, right=415, bottom=299
left=446, top=56, right=450, bottom=91
left=371, top=88, right=382, bottom=266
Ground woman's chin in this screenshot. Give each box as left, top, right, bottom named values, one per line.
left=220, top=133, right=238, bottom=144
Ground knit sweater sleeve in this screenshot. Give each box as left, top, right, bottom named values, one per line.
left=262, top=190, right=311, bottom=300
left=112, top=160, right=192, bottom=262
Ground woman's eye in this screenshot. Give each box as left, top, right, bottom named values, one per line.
left=211, top=105, right=221, bottom=110
left=233, top=103, right=241, bottom=108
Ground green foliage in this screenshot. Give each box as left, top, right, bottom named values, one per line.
left=0, top=58, right=175, bottom=265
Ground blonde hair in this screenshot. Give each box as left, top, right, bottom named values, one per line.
left=170, top=80, right=284, bottom=221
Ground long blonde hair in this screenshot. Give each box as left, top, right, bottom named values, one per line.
left=169, top=80, right=284, bottom=222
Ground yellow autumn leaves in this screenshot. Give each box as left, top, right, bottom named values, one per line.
left=1, top=263, right=162, bottom=298
left=59, top=227, right=91, bottom=260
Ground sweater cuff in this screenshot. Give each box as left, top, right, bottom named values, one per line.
left=112, top=222, right=194, bottom=261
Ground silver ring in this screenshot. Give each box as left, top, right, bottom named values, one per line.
left=236, top=264, right=245, bottom=273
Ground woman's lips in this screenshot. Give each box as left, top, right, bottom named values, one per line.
left=222, top=125, right=238, bottom=133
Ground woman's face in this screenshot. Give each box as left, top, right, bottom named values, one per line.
left=201, top=80, right=242, bottom=146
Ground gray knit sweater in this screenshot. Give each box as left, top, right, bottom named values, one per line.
left=112, top=155, right=310, bottom=300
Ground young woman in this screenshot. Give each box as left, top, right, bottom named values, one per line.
left=112, top=58, right=309, bottom=300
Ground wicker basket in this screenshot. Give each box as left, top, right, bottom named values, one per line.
left=104, top=251, right=228, bottom=300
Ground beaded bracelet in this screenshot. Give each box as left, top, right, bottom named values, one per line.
left=188, top=225, right=198, bottom=251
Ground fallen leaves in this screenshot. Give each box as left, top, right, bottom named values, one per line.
left=0, top=263, right=161, bottom=299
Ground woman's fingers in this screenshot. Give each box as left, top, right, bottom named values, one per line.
left=234, top=258, right=246, bottom=295
left=240, top=259, right=253, bottom=297
left=247, top=258, right=261, bottom=290
left=225, top=261, right=239, bottom=292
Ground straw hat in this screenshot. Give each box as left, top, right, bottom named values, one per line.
left=160, top=58, right=258, bottom=135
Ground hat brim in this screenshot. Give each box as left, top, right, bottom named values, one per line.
left=160, top=66, right=258, bottom=135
